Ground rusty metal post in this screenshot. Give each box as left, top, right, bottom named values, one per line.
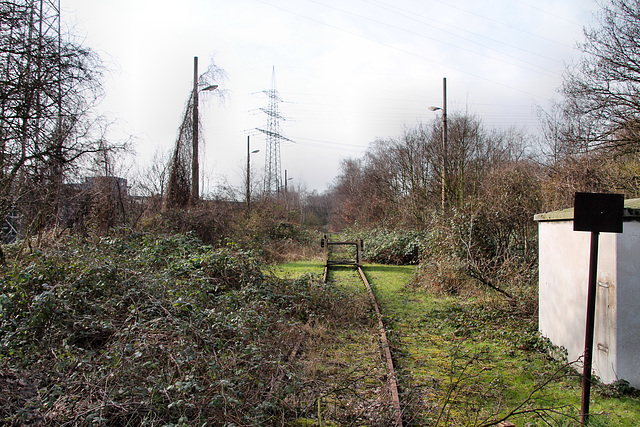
left=580, top=230, right=600, bottom=424
left=322, top=235, right=328, bottom=283
left=322, top=234, right=329, bottom=268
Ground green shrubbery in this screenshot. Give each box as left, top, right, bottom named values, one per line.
left=0, top=232, right=361, bottom=425
left=341, top=228, right=429, bottom=265
left=412, top=164, right=542, bottom=303
left=340, top=200, right=538, bottom=305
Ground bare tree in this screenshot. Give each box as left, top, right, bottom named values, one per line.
left=328, top=113, right=535, bottom=229
left=562, top=0, right=640, bottom=151
left=365, top=125, right=438, bottom=223
left=0, top=0, right=115, bottom=240
left=300, top=189, right=331, bottom=227
left=132, top=149, right=170, bottom=213
left=329, top=158, right=367, bottom=228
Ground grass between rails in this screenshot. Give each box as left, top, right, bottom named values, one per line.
left=273, top=263, right=399, bottom=426
left=278, top=261, right=640, bottom=426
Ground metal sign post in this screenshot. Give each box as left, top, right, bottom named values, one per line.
left=573, top=192, right=624, bottom=425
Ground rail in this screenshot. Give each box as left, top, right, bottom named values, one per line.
left=321, top=234, right=404, bottom=427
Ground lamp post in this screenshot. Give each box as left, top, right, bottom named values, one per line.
left=247, top=135, right=259, bottom=213
left=284, top=169, right=293, bottom=194
left=429, top=77, right=447, bottom=211
left=191, top=56, right=218, bottom=204
left=284, top=169, right=293, bottom=210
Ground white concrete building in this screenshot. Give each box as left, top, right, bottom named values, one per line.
left=535, top=198, right=640, bottom=387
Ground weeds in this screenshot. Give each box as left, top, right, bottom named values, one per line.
left=3, top=237, right=638, bottom=425
left=362, top=264, right=640, bottom=427
left=0, top=233, right=367, bottom=425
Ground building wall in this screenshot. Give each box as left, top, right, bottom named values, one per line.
left=617, top=222, right=640, bottom=385
left=538, top=220, right=621, bottom=385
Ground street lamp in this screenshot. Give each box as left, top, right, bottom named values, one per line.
left=191, top=56, right=218, bottom=204
left=284, top=169, right=293, bottom=194
left=246, top=135, right=260, bottom=214
left=429, top=77, right=447, bottom=211
left=283, top=170, right=294, bottom=210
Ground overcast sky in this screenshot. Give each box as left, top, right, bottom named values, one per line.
left=62, top=0, right=599, bottom=194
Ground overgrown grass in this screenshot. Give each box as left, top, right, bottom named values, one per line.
left=362, top=265, right=640, bottom=426
left=3, top=239, right=637, bottom=426
left=274, top=263, right=400, bottom=426
left=0, top=234, right=373, bottom=425
left=272, top=261, right=324, bottom=279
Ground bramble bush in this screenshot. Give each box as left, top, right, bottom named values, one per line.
left=0, top=232, right=365, bottom=425
left=234, top=199, right=319, bottom=263
left=414, top=164, right=541, bottom=306
left=138, top=204, right=236, bottom=246
left=341, top=228, right=429, bottom=264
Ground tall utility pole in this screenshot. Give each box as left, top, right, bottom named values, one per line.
left=256, top=67, right=293, bottom=196
left=25, top=0, right=65, bottom=220
left=192, top=56, right=200, bottom=203
left=441, top=77, right=448, bottom=211
left=247, top=135, right=251, bottom=212
left=190, top=56, right=217, bottom=204
left=28, top=0, right=63, bottom=188
left=29, top=0, right=62, bottom=128
left=284, top=169, right=289, bottom=194
left=429, top=77, right=448, bottom=211
left=246, top=136, right=259, bottom=213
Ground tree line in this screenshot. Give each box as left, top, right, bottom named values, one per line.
left=328, top=0, right=640, bottom=231
left=322, top=0, right=640, bottom=298
left=2, top=0, right=640, bottom=254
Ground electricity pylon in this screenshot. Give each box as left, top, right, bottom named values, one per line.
left=256, top=67, right=293, bottom=196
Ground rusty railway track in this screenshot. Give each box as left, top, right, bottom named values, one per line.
left=321, top=234, right=404, bottom=427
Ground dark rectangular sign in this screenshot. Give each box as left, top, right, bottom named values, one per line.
left=574, top=192, right=624, bottom=233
